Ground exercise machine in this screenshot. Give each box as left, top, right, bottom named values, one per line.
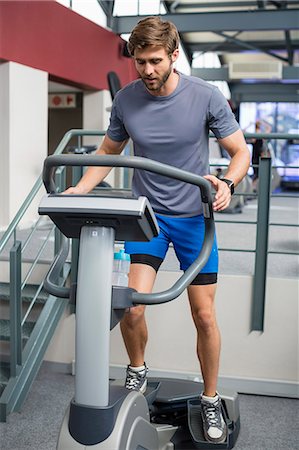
left=39, top=154, right=240, bottom=449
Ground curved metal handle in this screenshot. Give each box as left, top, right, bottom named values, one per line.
left=43, top=234, right=70, bottom=298
left=42, top=153, right=215, bottom=304
left=43, top=154, right=212, bottom=206
left=132, top=222, right=214, bottom=305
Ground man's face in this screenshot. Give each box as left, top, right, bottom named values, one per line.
left=134, top=46, right=178, bottom=93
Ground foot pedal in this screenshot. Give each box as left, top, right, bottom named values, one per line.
left=187, top=399, right=240, bottom=449
left=145, top=381, right=161, bottom=407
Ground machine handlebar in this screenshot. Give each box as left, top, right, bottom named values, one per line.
left=42, top=154, right=215, bottom=305
left=43, top=234, right=70, bottom=298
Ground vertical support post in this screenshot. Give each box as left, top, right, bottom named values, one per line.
left=75, top=226, right=115, bottom=407
left=70, top=137, right=83, bottom=285
left=71, top=246, right=79, bottom=286
left=123, top=143, right=131, bottom=189
left=251, top=157, right=272, bottom=332
left=54, top=167, right=66, bottom=255
left=10, top=241, right=22, bottom=376
left=71, top=134, right=84, bottom=189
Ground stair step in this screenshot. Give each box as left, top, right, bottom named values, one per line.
left=0, top=362, right=10, bottom=396
left=0, top=283, right=48, bottom=303
left=0, top=319, right=35, bottom=341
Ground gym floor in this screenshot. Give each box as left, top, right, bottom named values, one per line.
left=0, top=363, right=298, bottom=450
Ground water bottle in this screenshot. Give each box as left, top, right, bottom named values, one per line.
left=112, top=249, right=130, bottom=287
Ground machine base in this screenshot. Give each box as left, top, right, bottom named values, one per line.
left=56, top=379, right=240, bottom=449
left=188, top=399, right=240, bottom=449
left=149, top=378, right=240, bottom=450
left=56, top=389, right=177, bottom=450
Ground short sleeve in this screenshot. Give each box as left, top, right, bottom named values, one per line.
left=208, top=87, right=240, bottom=139
left=107, top=95, right=130, bottom=142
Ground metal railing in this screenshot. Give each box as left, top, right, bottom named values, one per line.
left=0, top=132, right=103, bottom=372
left=0, top=131, right=107, bottom=421
left=210, top=132, right=298, bottom=331
left=56, top=130, right=299, bottom=332
left=0, top=129, right=298, bottom=383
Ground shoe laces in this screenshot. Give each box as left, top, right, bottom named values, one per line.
left=126, top=367, right=146, bottom=390
left=202, top=398, right=222, bottom=428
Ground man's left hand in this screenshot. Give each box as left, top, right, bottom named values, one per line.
left=204, top=175, right=232, bottom=212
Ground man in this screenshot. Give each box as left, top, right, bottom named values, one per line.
left=250, top=119, right=272, bottom=186
left=65, top=16, right=250, bottom=444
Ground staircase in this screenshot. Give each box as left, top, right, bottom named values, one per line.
left=0, top=282, right=54, bottom=397
left=0, top=263, right=70, bottom=422
left=0, top=129, right=106, bottom=422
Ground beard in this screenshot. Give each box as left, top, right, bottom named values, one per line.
left=141, top=64, right=172, bottom=92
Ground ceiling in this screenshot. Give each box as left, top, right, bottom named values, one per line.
left=98, top=0, right=299, bottom=101
left=165, top=0, right=299, bottom=71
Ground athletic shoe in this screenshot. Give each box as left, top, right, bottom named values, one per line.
left=201, top=393, right=227, bottom=444
left=125, top=364, right=148, bottom=393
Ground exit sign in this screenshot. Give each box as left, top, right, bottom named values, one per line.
left=49, top=93, right=77, bottom=108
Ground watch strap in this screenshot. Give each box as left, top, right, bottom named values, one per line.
left=221, top=178, right=235, bottom=195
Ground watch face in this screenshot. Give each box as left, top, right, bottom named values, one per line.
left=222, top=178, right=234, bottom=195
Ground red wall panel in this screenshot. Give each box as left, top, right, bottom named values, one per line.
left=0, top=0, right=137, bottom=90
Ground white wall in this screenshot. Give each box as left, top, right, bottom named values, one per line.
left=82, top=89, right=117, bottom=187
left=83, top=89, right=127, bottom=188
left=44, top=273, right=298, bottom=397
left=109, top=273, right=298, bottom=394
left=0, top=62, right=48, bottom=229
left=0, top=63, right=10, bottom=226
left=83, top=90, right=111, bottom=133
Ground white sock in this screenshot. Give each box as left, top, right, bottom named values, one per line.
left=201, top=392, right=219, bottom=403
left=129, top=364, right=146, bottom=372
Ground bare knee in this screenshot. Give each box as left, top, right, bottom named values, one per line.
left=188, top=285, right=218, bottom=335
left=191, top=307, right=217, bottom=334
left=121, top=305, right=146, bottom=329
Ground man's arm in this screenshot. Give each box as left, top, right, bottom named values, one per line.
left=64, top=135, right=128, bottom=194
left=204, top=129, right=250, bottom=212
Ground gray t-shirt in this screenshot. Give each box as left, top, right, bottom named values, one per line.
left=107, top=72, right=239, bottom=216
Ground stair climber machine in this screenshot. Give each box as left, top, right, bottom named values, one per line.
left=39, top=154, right=240, bottom=450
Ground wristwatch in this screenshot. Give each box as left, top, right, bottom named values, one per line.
left=221, top=178, right=235, bottom=195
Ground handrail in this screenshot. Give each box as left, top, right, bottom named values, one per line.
left=43, top=154, right=213, bottom=203
left=2, top=127, right=296, bottom=266
left=1, top=129, right=298, bottom=323
left=2, top=129, right=297, bottom=255
left=43, top=234, right=70, bottom=299
left=0, top=130, right=99, bottom=420
left=42, top=153, right=215, bottom=305
left=0, top=129, right=106, bottom=255
left=0, top=175, right=43, bottom=254
left=243, top=132, right=298, bottom=140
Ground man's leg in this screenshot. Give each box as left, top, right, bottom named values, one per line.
left=187, top=283, right=220, bottom=396
left=188, top=283, right=226, bottom=444
left=120, top=263, right=157, bottom=365
left=122, top=218, right=168, bottom=391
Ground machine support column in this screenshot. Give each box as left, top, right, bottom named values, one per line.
left=251, top=156, right=271, bottom=332
left=75, top=226, right=115, bottom=407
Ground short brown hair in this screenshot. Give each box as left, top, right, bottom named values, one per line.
left=127, top=16, right=180, bottom=56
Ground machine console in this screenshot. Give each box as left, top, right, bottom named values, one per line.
left=38, top=193, right=159, bottom=241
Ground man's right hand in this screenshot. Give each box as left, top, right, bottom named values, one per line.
left=62, top=185, right=88, bottom=195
